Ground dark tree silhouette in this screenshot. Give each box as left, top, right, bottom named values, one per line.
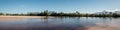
left=0, top=10, right=120, bottom=17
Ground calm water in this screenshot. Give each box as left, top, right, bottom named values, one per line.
left=0, top=17, right=120, bottom=30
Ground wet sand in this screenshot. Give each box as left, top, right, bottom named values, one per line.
left=0, top=16, right=46, bottom=20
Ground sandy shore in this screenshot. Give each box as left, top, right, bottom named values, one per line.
left=0, top=16, right=46, bottom=20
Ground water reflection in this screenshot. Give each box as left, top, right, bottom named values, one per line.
left=0, top=17, right=120, bottom=30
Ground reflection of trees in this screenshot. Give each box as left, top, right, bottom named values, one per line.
left=76, top=17, right=81, bottom=20
left=59, top=16, right=64, bottom=21
left=59, top=17, right=64, bottom=24
left=76, top=17, right=81, bottom=24
left=43, top=16, right=48, bottom=22
left=40, top=16, right=49, bottom=24
left=99, top=17, right=113, bottom=27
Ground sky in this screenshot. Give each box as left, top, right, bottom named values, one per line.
left=0, top=0, right=120, bottom=14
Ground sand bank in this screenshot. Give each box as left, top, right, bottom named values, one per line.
left=0, top=16, right=46, bottom=20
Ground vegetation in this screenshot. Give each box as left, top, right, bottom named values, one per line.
left=0, top=10, right=120, bottom=17
left=0, top=13, right=3, bottom=15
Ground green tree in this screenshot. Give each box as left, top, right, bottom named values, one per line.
left=43, top=10, right=49, bottom=16
left=0, top=13, right=3, bottom=15
left=75, top=11, right=80, bottom=14
left=58, top=12, right=64, bottom=16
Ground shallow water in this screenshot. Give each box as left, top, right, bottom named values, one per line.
left=0, top=17, right=120, bottom=30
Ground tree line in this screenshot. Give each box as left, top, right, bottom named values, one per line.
left=0, top=10, right=120, bottom=17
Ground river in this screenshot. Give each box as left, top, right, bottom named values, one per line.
left=0, top=17, right=119, bottom=30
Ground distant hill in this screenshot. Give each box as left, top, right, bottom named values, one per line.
left=95, top=10, right=120, bottom=15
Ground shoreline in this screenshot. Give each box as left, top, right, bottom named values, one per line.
left=0, top=16, right=119, bottom=20
left=0, top=16, right=47, bottom=20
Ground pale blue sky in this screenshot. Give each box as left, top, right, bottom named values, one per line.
left=0, top=0, right=120, bottom=14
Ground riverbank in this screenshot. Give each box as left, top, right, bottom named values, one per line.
left=0, top=16, right=47, bottom=20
